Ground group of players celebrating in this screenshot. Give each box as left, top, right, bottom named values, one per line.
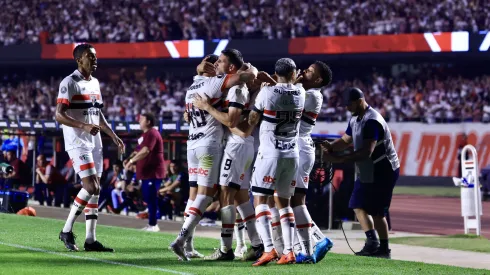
left=171, top=49, right=334, bottom=266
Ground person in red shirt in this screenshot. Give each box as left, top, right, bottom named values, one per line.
left=124, top=113, right=165, bottom=232
left=35, top=154, right=67, bottom=207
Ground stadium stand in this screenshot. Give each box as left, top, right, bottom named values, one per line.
left=0, top=0, right=489, bottom=45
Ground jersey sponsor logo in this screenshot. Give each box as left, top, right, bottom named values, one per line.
left=222, top=173, right=228, bottom=178
left=263, top=176, right=275, bottom=184
left=188, top=132, right=205, bottom=140
left=303, top=176, right=309, bottom=183
left=273, top=89, right=300, bottom=96
left=83, top=110, right=100, bottom=116
left=188, top=82, right=205, bottom=91
left=275, top=139, right=296, bottom=150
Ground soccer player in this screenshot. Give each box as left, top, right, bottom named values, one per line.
left=56, top=43, right=125, bottom=252
left=323, top=87, right=400, bottom=259
left=170, top=51, right=258, bottom=261
left=248, top=58, right=305, bottom=266
left=193, top=50, right=263, bottom=261
left=291, top=61, right=334, bottom=264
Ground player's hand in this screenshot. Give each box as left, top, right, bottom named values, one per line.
left=112, top=136, right=125, bottom=155
left=193, top=94, right=211, bottom=111
left=197, top=56, right=215, bottom=75
left=294, top=69, right=305, bottom=84
left=183, top=110, right=190, bottom=123
left=82, top=123, right=100, bottom=136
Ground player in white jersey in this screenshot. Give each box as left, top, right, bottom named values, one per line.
left=56, top=44, right=125, bottom=252
left=193, top=49, right=264, bottom=261
left=170, top=51, right=259, bottom=261
left=288, top=61, right=334, bottom=264
left=248, top=58, right=305, bottom=266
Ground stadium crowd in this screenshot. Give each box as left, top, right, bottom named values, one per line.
left=1, top=70, right=489, bottom=123
left=0, top=0, right=489, bottom=45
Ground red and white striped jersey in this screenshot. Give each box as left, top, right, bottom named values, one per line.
left=253, top=83, right=305, bottom=158
left=56, top=70, right=103, bottom=151
left=185, top=74, right=229, bottom=150
left=299, top=87, right=323, bottom=137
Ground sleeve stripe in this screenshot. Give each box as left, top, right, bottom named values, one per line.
left=56, top=98, right=70, bottom=106
left=252, top=106, right=263, bottom=113
left=220, top=74, right=232, bottom=91
left=264, top=109, right=277, bottom=116
left=228, top=102, right=244, bottom=109
left=304, top=111, right=318, bottom=119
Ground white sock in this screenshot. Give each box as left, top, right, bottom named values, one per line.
left=293, top=205, right=313, bottom=256
left=311, top=222, right=326, bottom=244
left=220, top=205, right=236, bottom=252
left=85, top=195, right=99, bottom=244
left=184, top=199, right=195, bottom=252
left=176, top=195, right=211, bottom=245
left=270, top=207, right=284, bottom=254
left=237, top=202, right=262, bottom=247
left=293, top=229, right=303, bottom=254
left=63, top=188, right=91, bottom=233
left=278, top=206, right=295, bottom=255
left=255, top=203, right=274, bottom=252
left=235, top=212, right=246, bottom=248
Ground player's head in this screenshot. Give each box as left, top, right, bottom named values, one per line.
left=216, top=49, right=244, bottom=75
left=275, top=58, right=297, bottom=82
left=73, top=43, right=97, bottom=74
left=342, top=87, right=366, bottom=116
left=139, top=113, right=156, bottom=131
left=303, top=61, right=333, bottom=88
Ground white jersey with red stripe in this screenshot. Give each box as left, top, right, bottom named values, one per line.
left=57, top=70, right=103, bottom=151
left=185, top=74, right=229, bottom=150
left=253, top=83, right=305, bottom=158
left=222, top=84, right=253, bottom=144
left=250, top=91, right=261, bottom=153
left=298, top=87, right=323, bottom=154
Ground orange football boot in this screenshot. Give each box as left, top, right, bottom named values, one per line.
left=276, top=251, right=296, bottom=265
left=252, top=248, right=279, bottom=266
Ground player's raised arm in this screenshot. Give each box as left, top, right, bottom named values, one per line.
left=248, top=85, right=267, bottom=127
left=222, top=64, right=258, bottom=89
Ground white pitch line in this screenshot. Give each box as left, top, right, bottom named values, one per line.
left=0, top=242, right=193, bottom=275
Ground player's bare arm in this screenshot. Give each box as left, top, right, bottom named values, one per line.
left=196, top=56, right=216, bottom=75
left=193, top=94, right=242, bottom=128
left=123, top=146, right=150, bottom=170
left=248, top=110, right=261, bottom=126
left=223, top=65, right=258, bottom=89
left=257, top=71, right=277, bottom=85
left=99, top=112, right=125, bottom=154
left=55, top=103, right=100, bottom=136
left=324, top=138, right=376, bottom=163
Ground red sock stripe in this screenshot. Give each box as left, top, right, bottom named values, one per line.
left=235, top=219, right=243, bottom=223
left=244, top=214, right=256, bottom=222
left=280, top=213, right=294, bottom=219
left=86, top=203, right=98, bottom=209
left=189, top=207, right=202, bottom=216
left=296, top=223, right=312, bottom=229
left=222, top=224, right=234, bottom=229
left=75, top=197, right=88, bottom=206
left=256, top=211, right=271, bottom=219
left=271, top=222, right=281, bottom=227
left=80, top=162, right=95, bottom=171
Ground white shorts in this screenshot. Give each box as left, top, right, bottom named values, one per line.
left=295, top=150, right=315, bottom=193
left=251, top=152, right=299, bottom=199
left=187, top=146, right=223, bottom=189
left=219, top=143, right=254, bottom=190
left=67, top=147, right=103, bottom=179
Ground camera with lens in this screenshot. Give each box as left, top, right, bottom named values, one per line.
left=0, top=163, right=14, bottom=174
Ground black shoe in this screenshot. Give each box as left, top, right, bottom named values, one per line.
left=373, top=248, right=391, bottom=259
left=59, top=231, right=79, bottom=252
left=355, top=243, right=379, bottom=257
left=243, top=244, right=264, bottom=261
left=84, top=241, right=114, bottom=252
left=204, top=248, right=235, bottom=261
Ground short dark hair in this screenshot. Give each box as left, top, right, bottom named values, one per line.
left=275, top=58, right=296, bottom=77
left=73, top=43, right=94, bottom=60
left=314, top=61, right=333, bottom=86
left=205, top=54, right=219, bottom=64
left=141, top=113, right=156, bottom=128
left=221, top=49, right=244, bottom=69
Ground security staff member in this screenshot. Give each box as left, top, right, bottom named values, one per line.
left=322, top=87, right=400, bottom=259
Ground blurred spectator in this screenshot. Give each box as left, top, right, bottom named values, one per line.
left=99, top=160, right=125, bottom=211
left=0, top=0, right=489, bottom=45
left=109, top=180, right=140, bottom=215
left=2, top=149, right=30, bottom=189
left=158, top=160, right=188, bottom=220
left=34, top=154, right=67, bottom=207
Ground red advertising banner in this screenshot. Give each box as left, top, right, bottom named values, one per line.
left=289, top=32, right=470, bottom=54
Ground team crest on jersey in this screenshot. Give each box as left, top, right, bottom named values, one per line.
left=79, top=154, right=90, bottom=161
